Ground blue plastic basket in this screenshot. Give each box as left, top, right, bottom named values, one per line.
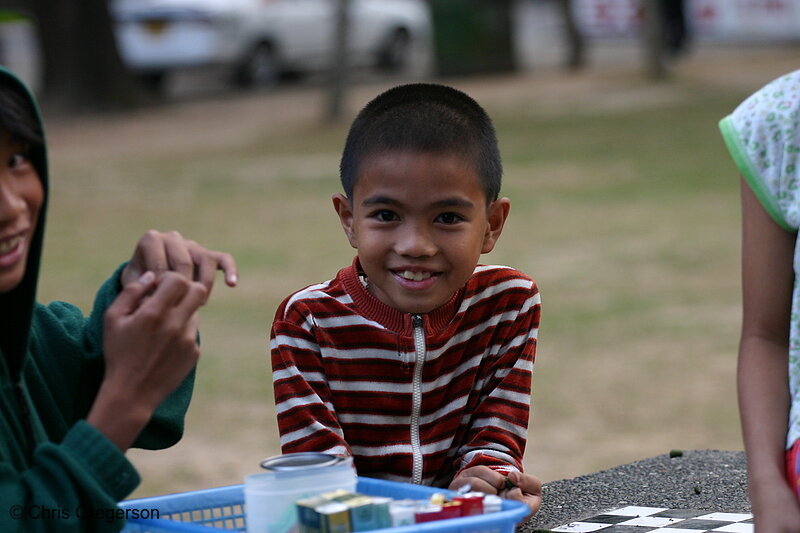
left=119, top=477, right=529, bottom=533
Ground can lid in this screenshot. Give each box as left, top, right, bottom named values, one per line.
left=259, top=452, right=347, bottom=471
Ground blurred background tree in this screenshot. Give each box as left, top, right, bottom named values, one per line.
left=558, top=0, right=586, bottom=70
left=0, top=0, right=149, bottom=111
left=327, top=0, right=351, bottom=122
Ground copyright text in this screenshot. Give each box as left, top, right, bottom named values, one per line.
left=8, top=504, right=159, bottom=523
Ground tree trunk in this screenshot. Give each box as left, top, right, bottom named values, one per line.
left=327, top=0, right=351, bottom=122
left=557, top=0, right=585, bottom=71
left=641, top=0, right=668, bottom=79
left=9, top=0, right=153, bottom=112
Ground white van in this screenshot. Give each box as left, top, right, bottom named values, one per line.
left=111, top=0, right=432, bottom=89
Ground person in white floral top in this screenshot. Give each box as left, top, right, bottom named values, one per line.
left=721, top=70, right=800, bottom=533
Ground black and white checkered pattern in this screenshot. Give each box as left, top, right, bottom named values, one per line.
left=551, top=506, right=753, bottom=533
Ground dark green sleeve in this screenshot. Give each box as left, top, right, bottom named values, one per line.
left=31, top=262, right=196, bottom=448
left=0, top=421, right=139, bottom=532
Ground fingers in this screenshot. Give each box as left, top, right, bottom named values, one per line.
left=507, top=470, right=542, bottom=496
left=451, top=466, right=507, bottom=495
left=126, top=230, right=237, bottom=294
left=110, top=271, right=206, bottom=335
left=217, top=252, right=238, bottom=287
left=451, top=468, right=543, bottom=518
left=501, top=472, right=542, bottom=517
left=508, top=488, right=541, bottom=517
left=135, top=230, right=170, bottom=275
left=162, top=231, right=195, bottom=280
left=194, top=249, right=238, bottom=295
left=106, top=271, right=157, bottom=319
left=138, top=272, right=208, bottom=323
left=136, top=230, right=195, bottom=279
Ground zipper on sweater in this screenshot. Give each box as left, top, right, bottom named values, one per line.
left=410, top=314, right=426, bottom=485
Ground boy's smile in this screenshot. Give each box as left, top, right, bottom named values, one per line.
left=0, top=135, right=42, bottom=294
left=333, top=150, right=509, bottom=315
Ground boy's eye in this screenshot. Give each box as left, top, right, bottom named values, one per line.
left=436, top=212, right=464, bottom=225
left=8, top=153, right=30, bottom=170
left=370, top=209, right=399, bottom=222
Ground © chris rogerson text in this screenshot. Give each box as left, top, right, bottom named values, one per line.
left=8, top=504, right=159, bottom=523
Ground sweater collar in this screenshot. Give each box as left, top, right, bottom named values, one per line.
left=341, top=257, right=462, bottom=336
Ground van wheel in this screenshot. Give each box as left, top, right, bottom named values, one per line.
left=235, top=43, right=280, bottom=88
left=377, top=28, right=410, bottom=72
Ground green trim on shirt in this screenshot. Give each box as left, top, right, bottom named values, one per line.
left=720, top=116, right=794, bottom=232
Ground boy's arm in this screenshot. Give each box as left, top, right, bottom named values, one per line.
left=452, top=286, right=539, bottom=476
left=270, top=313, right=352, bottom=456
left=449, top=281, right=540, bottom=514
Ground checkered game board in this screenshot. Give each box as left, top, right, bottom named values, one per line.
left=551, top=506, right=753, bottom=533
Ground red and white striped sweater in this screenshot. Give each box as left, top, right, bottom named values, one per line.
left=270, top=258, right=540, bottom=487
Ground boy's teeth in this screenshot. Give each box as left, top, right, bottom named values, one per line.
left=400, top=270, right=431, bottom=281
left=0, top=236, right=20, bottom=254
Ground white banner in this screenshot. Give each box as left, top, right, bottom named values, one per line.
left=572, top=0, right=800, bottom=40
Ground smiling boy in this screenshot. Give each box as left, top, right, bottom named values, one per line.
left=0, top=67, right=237, bottom=532
left=270, top=83, right=542, bottom=514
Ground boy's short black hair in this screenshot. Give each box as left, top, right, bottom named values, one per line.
left=0, top=81, right=47, bottom=184
left=339, top=83, right=502, bottom=202
left=0, top=81, right=44, bottom=175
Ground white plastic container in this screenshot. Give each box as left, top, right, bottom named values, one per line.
left=244, top=452, right=357, bottom=533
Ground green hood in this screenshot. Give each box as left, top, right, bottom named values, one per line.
left=0, top=67, right=49, bottom=380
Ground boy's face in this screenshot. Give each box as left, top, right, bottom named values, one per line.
left=0, top=133, right=43, bottom=294
left=333, top=150, right=509, bottom=315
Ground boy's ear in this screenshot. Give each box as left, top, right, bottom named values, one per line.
left=481, top=197, right=511, bottom=254
left=332, top=193, right=358, bottom=249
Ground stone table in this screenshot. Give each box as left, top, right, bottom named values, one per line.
left=520, top=449, right=750, bottom=531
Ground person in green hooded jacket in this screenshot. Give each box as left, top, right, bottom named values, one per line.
left=0, top=68, right=238, bottom=531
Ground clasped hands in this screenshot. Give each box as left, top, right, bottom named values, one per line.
left=88, top=230, right=237, bottom=451
left=450, top=465, right=542, bottom=517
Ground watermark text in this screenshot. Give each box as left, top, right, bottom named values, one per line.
left=8, top=504, right=159, bottom=523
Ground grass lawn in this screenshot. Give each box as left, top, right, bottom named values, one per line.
left=34, top=46, right=797, bottom=497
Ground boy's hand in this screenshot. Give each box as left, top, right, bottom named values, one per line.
left=89, top=271, right=208, bottom=451
left=121, top=230, right=237, bottom=300
left=501, top=470, right=542, bottom=517
left=449, top=466, right=542, bottom=517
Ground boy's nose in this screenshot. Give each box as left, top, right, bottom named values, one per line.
left=0, top=176, right=26, bottom=223
left=394, top=224, right=437, bottom=258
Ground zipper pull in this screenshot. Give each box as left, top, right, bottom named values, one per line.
left=412, top=314, right=422, bottom=328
